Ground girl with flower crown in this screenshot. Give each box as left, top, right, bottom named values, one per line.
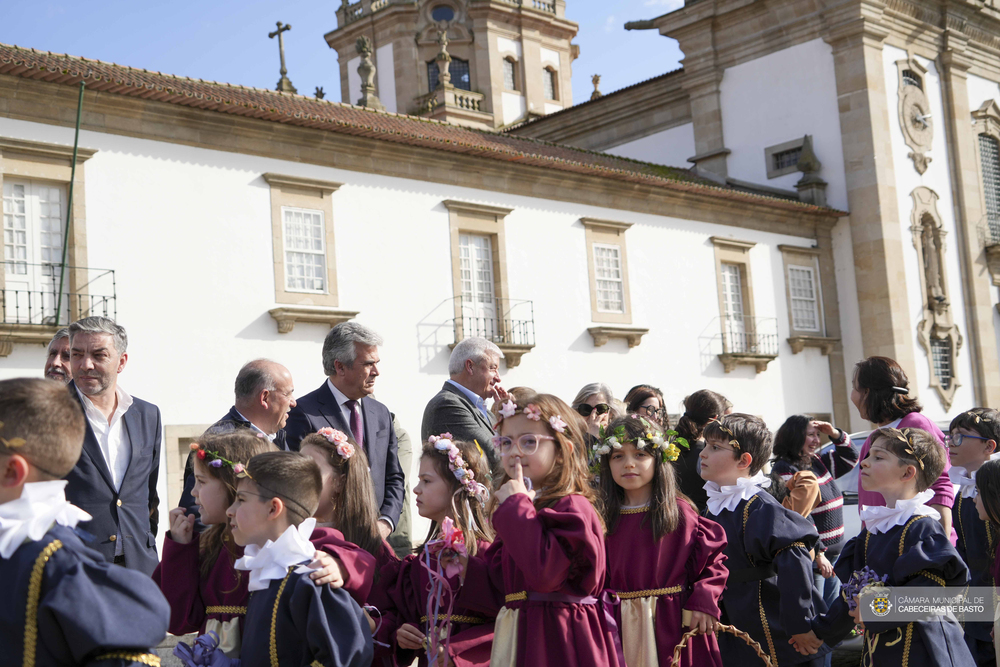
left=153, top=430, right=376, bottom=658
left=596, top=415, right=728, bottom=667
left=372, top=436, right=495, bottom=667
left=460, top=393, right=622, bottom=667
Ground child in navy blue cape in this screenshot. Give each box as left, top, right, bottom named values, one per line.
left=229, top=451, right=372, bottom=667
left=810, top=426, right=976, bottom=667
left=0, top=378, right=169, bottom=667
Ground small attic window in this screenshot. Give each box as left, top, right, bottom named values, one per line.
left=432, top=5, right=455, bottom=21
left=773, top=148, right=803, bottom=171
left=764, top=137, right=807, bottom=179
left=902, top=69, right=923, bottom=90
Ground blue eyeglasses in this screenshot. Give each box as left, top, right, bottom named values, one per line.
left=947, top=433, right=990, bottom=448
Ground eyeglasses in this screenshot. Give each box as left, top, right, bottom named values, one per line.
left=636, top=405, right=666, bottom=420
left=947, top=433, right=990, bottom=448
left=575, top=403, right=610, bottom=418
left=492, top=433, right=555, bottom=455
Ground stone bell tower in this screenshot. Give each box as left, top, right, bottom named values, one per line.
left=325, top=0, right=579, bottom=129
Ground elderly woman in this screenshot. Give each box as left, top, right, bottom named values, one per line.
left=571, top=382, right=619, bottom=439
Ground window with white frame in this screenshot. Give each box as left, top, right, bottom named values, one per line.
left=788, top=265, right=821, bottom=331
left=503, top=58, right=517, bottom=91
left=593, top=243, right=625, bottom=313
left=720, top=262, right=748, bottom=352
left=543, top=68, right=557, bottom=100
left=458, top=233, right=497, bottom=338
left=3, top=179, right=66, bottom=322
left=282, top=207, right=326, bottom=292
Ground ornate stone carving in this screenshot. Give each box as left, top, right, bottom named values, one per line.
left=591, top=74, right=602, bottom=100
left=787, top=335, right=839, bottom=355
left=795, top=135, right=828, bottom=206
left=355, top=36, right=385, bottom=111
left=910, top=187, right=962, bottom=409
left=435, top=25, right=453, bottom=88
left=268, top=307, right=359, bottom=334
left=587, top=326, right=648, bottom=348
left=896, top=58, right=933, bottom=175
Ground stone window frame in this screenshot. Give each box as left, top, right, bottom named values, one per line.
left=0, top=137, right=96, bottom=353
left=502, top=56, right=520, bottom=92
left=972, top=100, right=1000, bottom=245
left=711, top=236, right=757, bottom=327
left=543, top=66, right=559, bottom=101
left=264, top=173, right=343, bottom=308
left=443, top=200, right=513, bottom=327
left=581, top=218, right=633, bottom=325
left=778, top=245, right=826, bottom=336
left=764, top=137, right=805, bottom=179
left=163, top=424, right=211, bottom=510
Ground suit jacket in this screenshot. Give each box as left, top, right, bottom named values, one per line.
left=284, top=382, right=405, bottom=527
left=178, top=406, right=289, bottom=520
left=421, top=381, right=499, bottom=472
left=65, top=381, right=162, bottom=575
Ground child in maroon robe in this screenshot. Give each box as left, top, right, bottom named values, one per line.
left=374, top=436, right=495, bottom=667
left=461, top=393, right=622, bottom=667
left=153, top=431, right=376, bottom=657
left=596, top=415, right=728, bottom=667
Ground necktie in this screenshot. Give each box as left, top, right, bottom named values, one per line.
left=346, top=399, right=364, bottom=448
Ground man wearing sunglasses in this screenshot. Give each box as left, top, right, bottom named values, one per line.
left=422, top=337, right=507, bottom=473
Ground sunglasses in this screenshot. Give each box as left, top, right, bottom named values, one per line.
left=575, top=403, right=610, bottom=418
left=492, top=434, right=555, bottom=456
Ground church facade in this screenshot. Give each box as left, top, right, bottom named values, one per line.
left=1, top=0, right=997, bottom=541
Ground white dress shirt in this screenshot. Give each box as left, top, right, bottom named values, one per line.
left=77, top=385, right=133, bottom=492
left=234, top=409, right=276, bottom=441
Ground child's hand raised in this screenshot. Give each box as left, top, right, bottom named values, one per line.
left=309, top=551, right=346, bottom=588
left=168, top=507, right=196, bottom=545
left=788, top=630, right=822, bottom=655
left=495, top=459, right=536, bottom=505
left=396, top=623, right=426, bottom=650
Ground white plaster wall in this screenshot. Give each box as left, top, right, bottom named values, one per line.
left=605, top=123, right=696, bottom=168
left=0, top=116, right=837, bottom=549
left=544, top=102, right=563, bottom=115
left=496, top=37, right=522, bottom=59
left=347, top=55, right=361, bottom=107
left=376, top=44, right=397, bottom=114
left=501, top=92, right=527, bottom=126
left=719, top=39, right=849, bottom=212
left=539, top=47, right=560, bottom=68
left=881, top=46, right=975, bottom=420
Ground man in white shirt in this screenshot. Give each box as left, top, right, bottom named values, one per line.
left=64, top=316, right=162, bottom=574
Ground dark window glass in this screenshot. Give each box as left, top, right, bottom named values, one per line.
left=431, top=5, right=455, bottom=21
left=427, top=58, right=471, bottom=92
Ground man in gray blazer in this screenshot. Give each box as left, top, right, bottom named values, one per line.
left=421, top=337, right=506, bottom=473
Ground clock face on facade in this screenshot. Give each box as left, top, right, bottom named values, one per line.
left=897, top=61, right=933, bottom=175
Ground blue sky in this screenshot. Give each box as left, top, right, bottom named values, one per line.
left=1, top=0, right=684, bottom=108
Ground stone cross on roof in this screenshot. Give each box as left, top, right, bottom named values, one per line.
left=268, top=21, right=297, bottom=94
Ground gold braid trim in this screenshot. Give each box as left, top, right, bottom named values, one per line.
left=205, top=605, right=247, bottom=615
left=758, top=580, right=778, bottom=667
left=310, top=662, right=323, bottom=667
left=620, top=506, right=649, bottom=515
left=23, top=539, right=63, bottom=667
left=505, top=591, right=527, bottom=603
left=93, top=652, right=161, bottom=666
left=956, top=496, right=967, bottom=549
left=902, top=622, right=914, bottom=667
left=898, top=516, right=930, bottom=556
left=270, top=568, right=295, bottom=667
left=916, top=570, right=946, bottom=587
left=420, top=614, right=487, bottom=625
left=616, top=585, right=683, bottom=600
left=775, top=542, right=807, bottom=555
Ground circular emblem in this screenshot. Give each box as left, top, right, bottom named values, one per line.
left=870, top=591, right=893, bottom=617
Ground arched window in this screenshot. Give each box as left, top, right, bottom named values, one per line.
left=431, top=5, right=455, bottom=22
left=503, top=57, right=518, bottom=91
left=543, top=67, right=558, bottom=100
left=427, top=58, right=471, bottom=92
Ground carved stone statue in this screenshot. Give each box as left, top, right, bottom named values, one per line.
left=921, top=221, right=946, bottom=308
left=355, top=36, right=385, bottom=111
left=591, top=74, right=602, bottom=100
left=435, top=24, right=452, bottom=87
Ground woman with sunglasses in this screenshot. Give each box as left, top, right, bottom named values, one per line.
left=624, top=384, right=669, bottom=428
left=571, top=383, right=619, bottom=440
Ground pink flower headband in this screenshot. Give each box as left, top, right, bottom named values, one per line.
left=497, top=401, right=567, bottom=434
left=428, top=433, right=489, bottom=505
left=316, top=427, right=356, bottom=460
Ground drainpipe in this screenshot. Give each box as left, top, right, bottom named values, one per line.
left=55, top=80, right=85, bottom=326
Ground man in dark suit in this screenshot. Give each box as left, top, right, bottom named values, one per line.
left=285, top=322, right=404, bottom=539
left=178, top=359, right=297, bottom=518
left=421, top=337, right=506, bottom=472
left=63, top=317, right=161, bottom=575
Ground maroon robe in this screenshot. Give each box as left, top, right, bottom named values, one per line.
left=152, top=525, right=376, bottom=637
left=461, top=493, right=621, bottom=667
left=373, top=538, right=495, bottom=667
left=605, top=501, right=728, bottom=667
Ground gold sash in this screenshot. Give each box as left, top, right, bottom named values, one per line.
left=489, top=605, right=520, bottom=667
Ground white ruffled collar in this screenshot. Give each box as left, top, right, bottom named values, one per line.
left=704, top=471, right=771, bottom=516
left=234, top=517, right=317, bottom=592
left=949, top=453, right=1000, bottom=499
left=0, top=481, right=92, bottom=559
left=860, top=489, right=940, bottom=534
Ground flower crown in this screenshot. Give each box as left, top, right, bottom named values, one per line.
left=316, top=427, right=356, bottom=460
left=497, top=400, right=568, bottom=434
left=592, top=416, right=689, bottom=466
left=428, top=433, right=489, bottom=505
left=189, top=441, right=252, bottom=478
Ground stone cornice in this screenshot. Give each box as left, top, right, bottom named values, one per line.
left=0, top=75, right=841, bottom=238
left=580, top=218, right=633, bottom=233
left=262, top=173, right=343, bottom=195
left=0, top=137, right=97, bottom=163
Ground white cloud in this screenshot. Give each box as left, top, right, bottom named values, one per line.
left=644, top=0, right=684, bottom=8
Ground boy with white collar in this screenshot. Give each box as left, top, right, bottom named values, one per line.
left=948, top=408, right=999, bottom=666
left=811, top=427, right=975, bottom=666
left=699, top=414, right=827, bottom=666
left=228, top=450, right=372, bottom=667
left=0, top=378, right=169, bottom=666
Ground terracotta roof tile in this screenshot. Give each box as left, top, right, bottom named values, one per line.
left=0, top=43, right=844, bottom=216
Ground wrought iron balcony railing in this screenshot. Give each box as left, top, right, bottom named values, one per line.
left=720, top=316, right=779, bottom=356
left=452, top=296, right=535, bottom=348
left=1, top=261, right=116, bottom=327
